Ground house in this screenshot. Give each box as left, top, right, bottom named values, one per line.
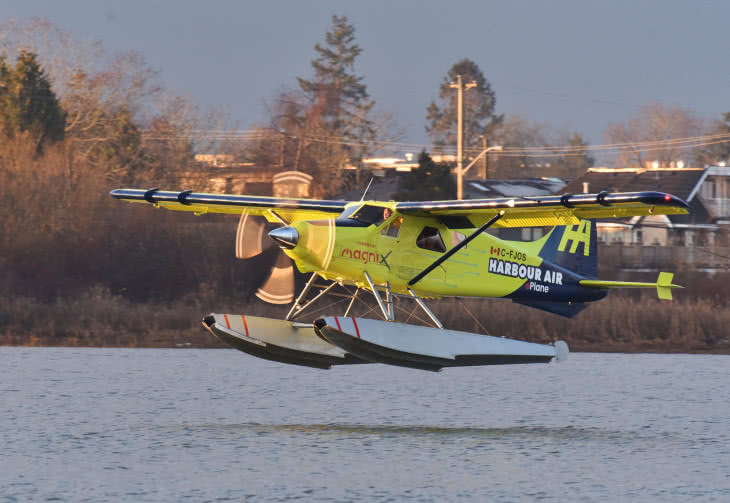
left=560, top=165, right=730, bottom=270
left=561, top=166, right=730, bottom=246
left=183, top=156, right=313, bottom=198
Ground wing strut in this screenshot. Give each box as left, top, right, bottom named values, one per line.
left=408, top=211, right=505, bottom=287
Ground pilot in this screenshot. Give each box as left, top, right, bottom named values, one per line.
left=383, top=207, right=392, bottom=220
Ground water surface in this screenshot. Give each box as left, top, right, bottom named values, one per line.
left=2, top=348, right=729, bottom=501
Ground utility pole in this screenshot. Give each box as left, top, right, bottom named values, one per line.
left=450, top=75, right=476, bottom=200
left=480, top=135, right=488, bottom=179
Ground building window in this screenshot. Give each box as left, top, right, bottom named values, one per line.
left=416, top=226, right=446, bottom=253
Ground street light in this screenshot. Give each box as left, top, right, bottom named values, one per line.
left=457, top=145, right=503, bottom=200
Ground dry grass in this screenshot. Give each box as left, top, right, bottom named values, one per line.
left=433, top=294, right=730, bottom=353
left=2, top=287, right=729, bottom=354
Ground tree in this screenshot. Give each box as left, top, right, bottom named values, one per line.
left=296, top=14, right=376, bottom=188
left=605, top=103, right=704, bottom=169
left=0, top=20, right=162, bottom=177
left=552, top=133, right=595, bottom=179
left=701, top=112, right=730, bottom=166
left=61, top=51, right=161, bottom=179
left=297, top=15, right=374, bottom=137
left=142, top=94, right=216, bottom=187
left=0, top=50, right=65, bottom=151
left=393, top=152, right=456, bottom=201
left=426, top=58, right=502, bottom=152
left=490, top=115, right=550, bottom=179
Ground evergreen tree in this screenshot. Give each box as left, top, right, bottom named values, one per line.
left=297, top=15, right=375, bottom=155
left=394, top=152, right=456, bottom=201
left=426, top=58, right=502, bottom=152
left=0, top=50, right=65, bottom=151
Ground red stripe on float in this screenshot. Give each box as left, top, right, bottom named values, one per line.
left=334, top=316, right=342, bottom=331
left=351, top=317, right=361, bottom=338
left=223, top=314, right=231, bottom=329
left=241, top=315, right=249, bottom=337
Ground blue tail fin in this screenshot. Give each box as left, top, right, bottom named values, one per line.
left=538, top=219, right=598, bottom=279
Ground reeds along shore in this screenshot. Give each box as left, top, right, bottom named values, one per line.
left=2, top=283, right=729, bottom=354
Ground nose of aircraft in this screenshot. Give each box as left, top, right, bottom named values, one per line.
left=268, top=226, right=299, bottom=249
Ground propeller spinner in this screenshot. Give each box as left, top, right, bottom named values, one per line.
left=268, top=227, right=299, bottom=249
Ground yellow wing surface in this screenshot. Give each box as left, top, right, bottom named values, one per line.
left=110, top=188, right=347, bottom=224
left=111, top=188, right=689, bottom=227
left=395, top=191, right=689, bottom=228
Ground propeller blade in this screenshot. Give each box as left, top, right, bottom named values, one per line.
left=235, top=213, right=266, bottom=259
left=255, top=252, right=295, bottom=305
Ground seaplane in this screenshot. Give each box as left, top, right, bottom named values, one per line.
left=110, top=186, right=688, bottom=371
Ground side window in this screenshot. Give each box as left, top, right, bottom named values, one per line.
left=381, top=216, right=403, bottom=238
left=416, top=226, right=446, bottom=253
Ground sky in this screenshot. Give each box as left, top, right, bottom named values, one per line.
left=5, top=0, right=730, bottom=154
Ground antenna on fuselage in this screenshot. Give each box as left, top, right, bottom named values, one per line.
left=360, top=177, right=375, bottom=201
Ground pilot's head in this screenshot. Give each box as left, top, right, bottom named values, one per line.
left=383, top=208, right=392, bottom=220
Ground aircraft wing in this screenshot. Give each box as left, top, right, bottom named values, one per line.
left=395, top=191, right=689, bottom=228
left=110, top=188, right=347, bottom=224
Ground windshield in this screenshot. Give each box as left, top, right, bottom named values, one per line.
left=350, top=204, right=390, bottom=226
left=338, top=204, right=362, bottom=219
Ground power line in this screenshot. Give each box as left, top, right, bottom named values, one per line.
left=138, top=128, right=730, bottom=159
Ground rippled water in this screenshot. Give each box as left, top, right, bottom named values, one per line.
left=2, top=347, right=729, bottom=502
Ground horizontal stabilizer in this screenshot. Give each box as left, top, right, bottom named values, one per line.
left=579, top=272, right=682, bottom=300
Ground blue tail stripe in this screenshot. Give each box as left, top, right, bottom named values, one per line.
left=538, top=220, right=598, bottom=279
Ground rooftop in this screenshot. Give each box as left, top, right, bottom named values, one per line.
left=562, top=167, right=706, bottom=201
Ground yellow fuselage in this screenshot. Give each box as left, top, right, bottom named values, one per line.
left=283, top=209, right=567, bottom=300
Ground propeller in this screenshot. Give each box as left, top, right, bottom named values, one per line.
left=235, top=212, right=268, bottom=259
left=235, top=212, right=296, bottom=305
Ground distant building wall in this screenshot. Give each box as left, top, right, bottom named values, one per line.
left=696, top=166, right=730, bottom=222
left=272, top=171, right=313, bottom=198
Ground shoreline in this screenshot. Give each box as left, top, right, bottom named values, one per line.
left=3, top=340, right=729, bottom=355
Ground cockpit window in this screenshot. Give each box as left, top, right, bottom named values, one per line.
left=350, top=204, right=390, bottom=226
left=416, top=226, right=446, bottom=253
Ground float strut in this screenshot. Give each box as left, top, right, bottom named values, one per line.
left=287, top=282, right=338, bottom=321
left=364, top=271, right=394, bottom=321
left=385, top=282, right=394, bottom=321
left=343, top=289, right=359, bottom=317
left=286, top=273, right=318, bottom=321
left=408, top=288, right=444, bottom=329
